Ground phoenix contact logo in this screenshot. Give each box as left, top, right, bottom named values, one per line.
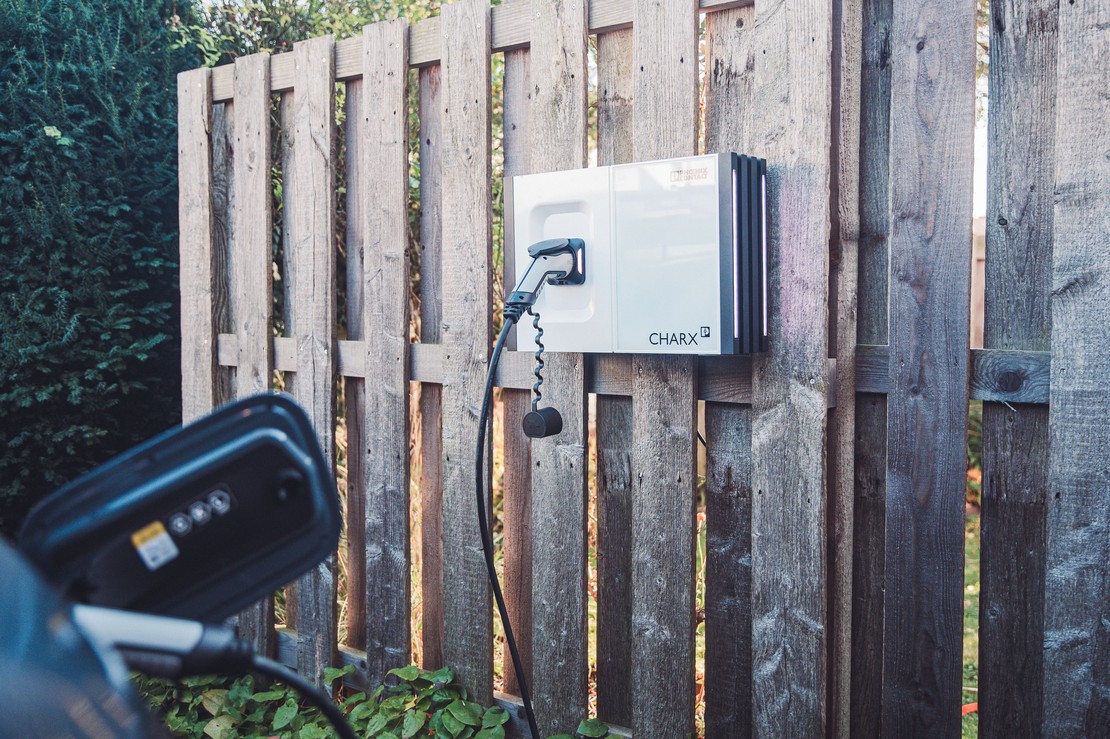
left=650, top=327, right=711, bottom=346
left=669, top=167, right=709, bottom=183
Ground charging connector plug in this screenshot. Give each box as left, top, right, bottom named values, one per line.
left=505, top=238, right=585, bottom=311
left=504, top=238, right=585, bottom=440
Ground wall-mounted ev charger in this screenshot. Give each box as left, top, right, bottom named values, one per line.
left=506, top=152, right=768, bottom=356
left=485, top=152, right=770, bottom=737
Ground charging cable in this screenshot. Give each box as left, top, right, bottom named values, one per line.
left=475, top=238, right=585, bottom=738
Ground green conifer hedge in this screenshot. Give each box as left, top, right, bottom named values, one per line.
left=0, top=0, right=199, bottom=534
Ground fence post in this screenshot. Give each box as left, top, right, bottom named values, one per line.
left=979, top=0, right=1057, bottom=734
left=746, top=0, right=834, bottom=734
left=524, top=1, right=591, bottom=734
left=360, top=17, right=413, bottom=688
left=178, top=68, right=217, bottom=424
left=594, top=26, right=636, bottom=730
left=1043, top=1, right=1110, bottom=733
left=627, top=0, right=700, bottom=735
left=882, top=2, right=975, bottom=733
left=439, top=0, right=494, bottom=705
left=231, top=51, right=277, bottom=658
left=702, top=8, right=757, bottom=737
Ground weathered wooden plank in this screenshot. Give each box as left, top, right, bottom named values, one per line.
left=524, top=1, right=590, bottom=734
left=595, top=394, right=634, bottom=726
left=286, top=35, right=338, bottom=685
left=702, top=7, right=755, bottom=737
left=851, top=0, right=891, bottom=726
left=360, top=19, right=412, bottom=686
left=829, top=1, right=862, bottom=734
left=703, top=405, right=753, bottom=739
left=417, top=63, right=446, bottom=671
left=278, top=91, right=299, bottom=634
left=856, top=345, right=1051, bottom=404
left=850, top=393, right=886, bottom=737
left=978, top=8, right=1057, bottom=731
left=439, top=0, right=493, bottom=705
left=500, top=47, right=533, bottom=697
left=744, top=0, right=833, bottom=735
left=344, top=77, right=368, bottom=653
left=210, top=102, right=235, bottom=406
left=594, top=28, right=635, bottom=726
left=627, top=1, right=700, bottom=735
left=1043, top=0, right=1110, bottom=734
left=882, top=1, right=975, bottom=733
left=231, top=52, right=276, bottom=657
left=178, top=68, right=217, bottom=423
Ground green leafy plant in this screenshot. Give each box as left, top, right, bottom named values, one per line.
left=344, top=664, right=510, bottom=739
left=0, top=0, right=201, bottom=534
left=136, top=663, right=618, bottom=739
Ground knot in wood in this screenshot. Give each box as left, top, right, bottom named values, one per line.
left=998, top=370, right=1024, bottom=393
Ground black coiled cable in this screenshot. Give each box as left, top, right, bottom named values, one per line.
left=476, top=313, right=540, bottom=738
left=528, top=306, right=544, bottom=412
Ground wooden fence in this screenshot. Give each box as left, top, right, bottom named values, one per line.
left=177, top=0, right=1109, bottom=736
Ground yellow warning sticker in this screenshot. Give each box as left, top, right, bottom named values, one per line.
left=131, top=521, right=167, bottom=547
left=130, top=520, right=179, bottom=570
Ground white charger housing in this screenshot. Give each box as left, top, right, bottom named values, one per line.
left=507, top=153, right=768, bottom=355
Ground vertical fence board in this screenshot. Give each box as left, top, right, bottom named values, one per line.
left=501, top=47, right=533, bottom=698
left=526, top=1, right=590, bottom=733
left=851, top=0, right=891, bottom=732
left=418, top=63, right=446, bottom=670
left=746, top=0, right=832, bottom=734
left=979, top=0, right=1056, bottom=734
left=594, top=26, right=635, bottom=729
left=830, top=1, right=862, bottom=735
left=210, top=102, right=234, bottom=406
left=882, top=2, right=975, bottom=734
left=702, top=8, right=756, bottom=737
left=280, top=91, right=298, bottom=636
left=702, top=399, right=753, bottom=739
left=288, top=35, right=338, bottom=684
left=361, top=19, right=412, bottom=686
left=344, top=77, right=368, bottom=653
left=178, top=68, right=217, bottom=423
left=1044, top=1, right=1110, bottom=733
left=440, top=0, right=494, bottom=704
left=629, top=0, right=699, bottom=734
left=231, top=52, right=276, bottom=656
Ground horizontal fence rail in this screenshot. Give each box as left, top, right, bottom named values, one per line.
left=179, top=0, right=1109, bottom=735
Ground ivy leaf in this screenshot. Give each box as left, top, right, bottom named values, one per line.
left=365, top=713, right=390, bottom=735
left=474, top=727, right=505, bottom=739
left=341, top=691, right=367, bottom=708
left=324, top=664, right=355, bottom=685
left=272, top=698, right=299, bottom=730
left=203, top=714, right=237, bottom=739
left=426, top=666, right=455, bottom=687
left=388, top=665, right=423, bottom=682
left=440, top=709, right=465, bottom=736
left=402, top=710, right=427, bottom=738
left=446, top=699, right=482, bottom=726
left=201, top=689, right=230, bottom=717
left=482, top=707, right=509, bottom=728
left=252, top=690, right=286, bottom=702
left=42, top=126, right=61, bottom=137
left=576, top=718, right=610, bottom=737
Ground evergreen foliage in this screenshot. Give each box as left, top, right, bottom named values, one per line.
left=0, top=0, right=199, bottom=534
